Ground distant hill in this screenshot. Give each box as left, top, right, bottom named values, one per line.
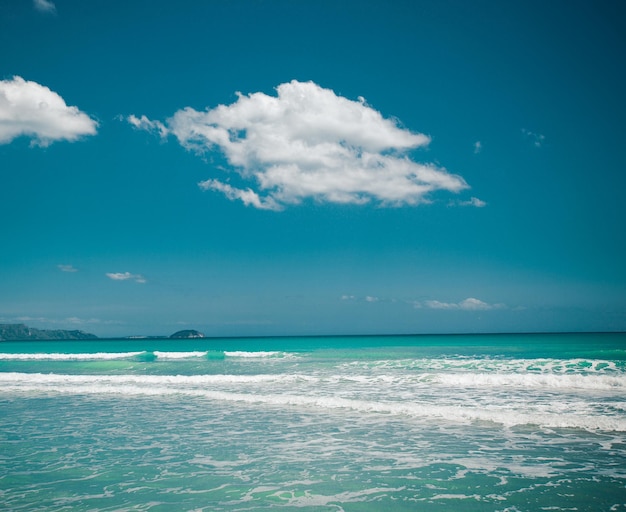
left=0, top=324, right=98, bottom=341
left=169, top=329, right=205, bottom=339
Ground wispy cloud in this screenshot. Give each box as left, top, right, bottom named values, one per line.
left=418, top=297, right=506, bottom=311
left=457, top=197, right=487, bottom=207
left=57, top=264, right=78, bottom=273
left=105, top=272, right=147, bottom=284
left=33, top=0, right=56, bottom=14
left=0, top=76, right=97, bottom=146
left=199, top=179, right=279, bottom=211
left=341, top=294, right=381, bottom=303
left=522, top=128, right=546, bottom=148
left=343, top=294, right=507, bottom=311
left=130, top=80, right=469, bottom=210
left=473, top=141, right=482, bottom=154
left=8, top=315, right=105, bottom=325
left=127, top=114, right=168, bottom=138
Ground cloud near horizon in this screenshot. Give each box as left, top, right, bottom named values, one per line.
left=418, top=297, right=506, bottom=311
left=343, top=294, right=505, bottom=311
left=0, top=76, right=97, bottom=146
left=57, top=264, right=78, bottom=273
left=105, top=272, right=147, bottom=284
left=129, top=80, right=470, bottom=210
left=6, top=315, right=103, bottom=326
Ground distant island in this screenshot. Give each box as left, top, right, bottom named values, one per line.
left=0, top=324, right=98, bottom=341
left=169, top=329, right=205, bottom=339
left=0, top=323, right=207, bottom=341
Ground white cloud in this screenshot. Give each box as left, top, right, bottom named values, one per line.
left=105, top=272, right=147, bottom=284
left=421, top=297, right=506, bottom=311
left=34, top=0, right=56, bottom=13
left=12, top=315, right=102, bottom=325
left=127, top=114, right=168, bottom=138
left=522, top=128, right=546, bottom=148
left=473, top=141, right=482, bottom=154
left=57, top=264, right=78, bottom=273
left=365, top=296, right=379, bottom=303
left=198, top=179, right=279, bottom=210
left=0, top=76, right=97, bottom=146
left=64, top=317, right=101, bottom=325
left=130, top=80, right=469, bottom=210
left=458, top=196, right=487, bottom=207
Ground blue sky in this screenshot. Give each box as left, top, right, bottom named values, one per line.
left=1, top=0, right=625, bottom=337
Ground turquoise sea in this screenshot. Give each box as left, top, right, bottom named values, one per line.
left=1, top=332, right=625, bottom=511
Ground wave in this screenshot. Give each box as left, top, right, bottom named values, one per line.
left=1, top=360, right=625, bottom=391
left=432, top=372, right=626, bottom=390
left=0, top=372, right=312, bottom=386
left=343, top=357, right=626, bottom=374
left=0, top=350, right=297, bottom=361
left=153, top=351, right=211, bottom=359
left=223, top=351, right=295, bottom=358
left=1, top=372, right=624, bottom=432
left=331, top=372, right=626, bottom=391
left=0, top=352, right=145, bottom=361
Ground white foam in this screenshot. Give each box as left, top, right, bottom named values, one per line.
left=224, top=351, right=294, bottom=358
left=347, top=357, right=623, bottom=374
left=152, top=351, right=209, bottom=359
left=0, top=372, right=310, bottom=387
left=0, top=352, right=144, bottom=361
left=2, top=372, right=625, bottom=432
left=269, top=486, right=405, bottom=507
left=0, top=350, right=300, bottom=361
left=434, top=372, right=626, bottom=390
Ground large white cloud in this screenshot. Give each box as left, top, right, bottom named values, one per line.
left=129, top=80, right=470, bottom=210
left=0, top=76, right=98, bottom=146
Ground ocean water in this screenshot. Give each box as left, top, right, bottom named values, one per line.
left=0, top=333, right=625, bottom=511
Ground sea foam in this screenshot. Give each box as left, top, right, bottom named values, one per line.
left=2, top=371, right=625, bottom=432
left=0, top=352, right=145, bottom=361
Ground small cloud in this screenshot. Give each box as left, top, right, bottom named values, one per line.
left=126, top=114, right=168, bottom=138
left=420, top=297, right=506, bottom=311
left=64, top=317, right=102, bottom=325
left=57, top=264, right=78, bottom=273
left=522, top=128, right=546, bottom=148
left=422, top=300, right=457, bottom=310
left=340, top=295, right=382, bottom=303
left=473, top=141, right=482, bottom=154
left=459, top=197, right=487, bottom=207
left=131, top=80, right=470, bottom=210
left=34, top=0, right=56, bottom=13
left=0, top=76, right=97, bottom=146
left=12, top=315, right=103, bottom=325
left=198, top=179, right=280, bottom=211
left=106, top=272, right=147, bottom=284
left=458, top=298, right=503, bottom=310
left=15, top=315, right=49, bottom=323
left=449, top=196, right=487, bottom=208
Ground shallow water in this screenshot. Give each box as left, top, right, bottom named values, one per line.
left=1, top=333, right=625, bottom=510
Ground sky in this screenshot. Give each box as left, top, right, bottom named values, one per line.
left=1, top=0, right=625, bottom=337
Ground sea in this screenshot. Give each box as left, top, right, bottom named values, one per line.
left=0, top=332, right=625, bottom=511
